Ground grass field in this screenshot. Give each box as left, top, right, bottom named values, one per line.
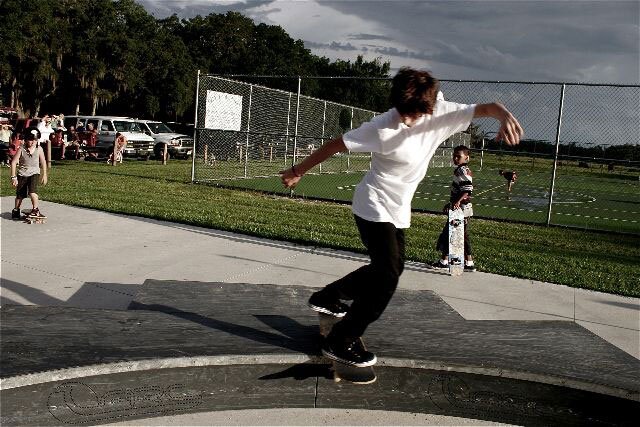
left=1, top=158, right=638, bottom=297
left=200, top=151, right=640, bottom=234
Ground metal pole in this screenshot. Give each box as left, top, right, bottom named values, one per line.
left=320, top=100, right=326, bottom=174
left=290, top=77, right=302, bottom=196
left=347, top=107, right=353, bottom=171
left=480, top=137, right=485, bottom=170
left=285, top=92, right=292, bottom=166
left=244, top=85, right=253, bottom=178
left=546, top=84, right=566, bottom=226
left=292, top=76, right=301, bottom=166
left=191, top=69, right=200, bottom=183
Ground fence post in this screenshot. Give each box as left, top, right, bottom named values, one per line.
left=290, top=76, right=302, bottom=197
left=347, top=107, right=354, bottom=171
left=479, top=137, right=485, bottom=171
left=244, top=84, right=253, bottom=178
left=546, top=83, right=566, bottom=226
left=191, top=69, right=201, bottom=183
left=320, top=100, right=327, bottom=174
left=285, top=92, right=292, bottom=166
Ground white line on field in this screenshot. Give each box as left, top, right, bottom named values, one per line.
left=474, top=183, right=506, bottom=197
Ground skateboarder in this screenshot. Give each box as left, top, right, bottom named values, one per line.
left=280, top=67, right=523, bottom=367
left=10, top=128, right=48, bottom=220
left=433, top=145, right=475, bottom=272
left=499, top=169, right=517, bottom=193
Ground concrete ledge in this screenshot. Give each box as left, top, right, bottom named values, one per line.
left=2, top=362, right=639, bottom=426
left=2, top=355, right=637, bottom=402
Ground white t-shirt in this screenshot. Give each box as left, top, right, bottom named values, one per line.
left=343, top=100, right=476, bottom=228
left=37, top=121, right=54, bottom=143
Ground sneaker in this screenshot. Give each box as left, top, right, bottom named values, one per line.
left=29, top=208, right=46, bottom=218
left=308, top=292, right=348, bottom=318
left=11, top=208, right=21, bottom=220
left=464, top=264, right=476, bottom=272
left=322, top=335, right=377, bottom=367
left=431, top=260, right=449, bottom=269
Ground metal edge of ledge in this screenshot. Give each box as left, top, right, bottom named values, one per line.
left=1, top=355, right=638, bottom=402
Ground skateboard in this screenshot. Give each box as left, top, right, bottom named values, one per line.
left=21, top=209, right=47, bottom=224
left=317, top=312, right=376, bottom=384
left=448, top=208, right=464, bottom=276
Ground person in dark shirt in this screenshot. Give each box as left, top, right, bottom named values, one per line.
left=499, top=169, right=517, bottom=193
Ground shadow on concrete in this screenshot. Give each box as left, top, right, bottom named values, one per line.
left=130, top=302, right=318, bottom=355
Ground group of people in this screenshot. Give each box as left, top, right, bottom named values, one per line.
left=280, top=67, right=523, bottom=368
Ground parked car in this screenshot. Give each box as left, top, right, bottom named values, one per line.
left=136, top=120, right=193, bottom=160
left=64, top=115, right=155, bottom=159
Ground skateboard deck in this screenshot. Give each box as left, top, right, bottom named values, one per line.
left=448, top=208, right=464, bottom=276
left=23, top=215, right=47, bottom=224
left=20, top=209, right=47, bottom=224
left=317, top=312, right=376, bottom=384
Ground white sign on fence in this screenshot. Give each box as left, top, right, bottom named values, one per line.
left=205, top=90, right=243, bottom=131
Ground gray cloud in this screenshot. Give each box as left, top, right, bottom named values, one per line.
left=135, top=0, right=639, bottom=84
left=347, top=33, right=395, bottom=42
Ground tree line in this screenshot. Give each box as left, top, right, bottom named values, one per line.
left=0, top=0, right=391, bottom=121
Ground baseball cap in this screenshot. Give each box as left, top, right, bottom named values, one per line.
left=24, top=128, right=40, bottom=141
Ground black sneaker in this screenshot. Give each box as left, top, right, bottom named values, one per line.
left=12, top=208, right=21, bottom=220
left=431, top=260, right=449, bottom=269
left=308, top=292, right=348, bottom=318
left=464, top=264, right=476, bottom=272
left=322, top=335, right=377, bottom=367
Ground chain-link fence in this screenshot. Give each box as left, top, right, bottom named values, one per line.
left=192, top=74, right=639, bottom=234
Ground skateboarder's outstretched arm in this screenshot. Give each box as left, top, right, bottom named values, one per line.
left=280, top=137, right=347, bottom=188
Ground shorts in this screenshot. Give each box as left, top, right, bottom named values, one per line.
left=16, top=174, right=39, bottom=199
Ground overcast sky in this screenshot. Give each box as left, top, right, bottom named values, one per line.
left=137, top=0, right=639, bottom=85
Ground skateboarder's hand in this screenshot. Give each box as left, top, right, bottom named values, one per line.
left=41, top=175, right=47, bottom=185
left=496, top=106, right=523, bottom=146
left=11, top=176, right=18, bottom=188
left=279, top=167, right=302, bottom=188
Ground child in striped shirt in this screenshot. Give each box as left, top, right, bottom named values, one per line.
left=433, top=145, right=475, bottom=271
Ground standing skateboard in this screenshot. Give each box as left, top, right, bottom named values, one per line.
left=317, top=312, right=376, bottom=384
left=448, top=208, right=464, bottom=276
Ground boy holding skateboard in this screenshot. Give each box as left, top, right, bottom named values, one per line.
left=433, top=145, right=475, bottom=272
left=280, top=67, right=522, bottom=367
left=10, top=128, right=48, bottom=220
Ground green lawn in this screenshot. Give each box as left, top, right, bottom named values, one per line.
left=208, top=152, right=640, bottom=234
left=2, top=158, right=638, bottom=297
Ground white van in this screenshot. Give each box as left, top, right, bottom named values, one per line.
left=136, top=120, right=193, bottom=159
left=64, top=115, right=155, bottom=159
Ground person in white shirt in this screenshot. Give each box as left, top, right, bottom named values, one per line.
left=280, top=67, right=523, bottom=367
left=37, top=115, right=54, bottom=144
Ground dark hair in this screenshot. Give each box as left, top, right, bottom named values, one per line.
left=390, top=67, right=440, bottom=116
left=454, top=145, right=469, bottom=156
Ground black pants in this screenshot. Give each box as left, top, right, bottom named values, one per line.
left=321, top=215, right=405, bottom=340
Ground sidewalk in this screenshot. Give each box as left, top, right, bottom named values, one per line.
left=2, top=198, right=637, bottom=359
